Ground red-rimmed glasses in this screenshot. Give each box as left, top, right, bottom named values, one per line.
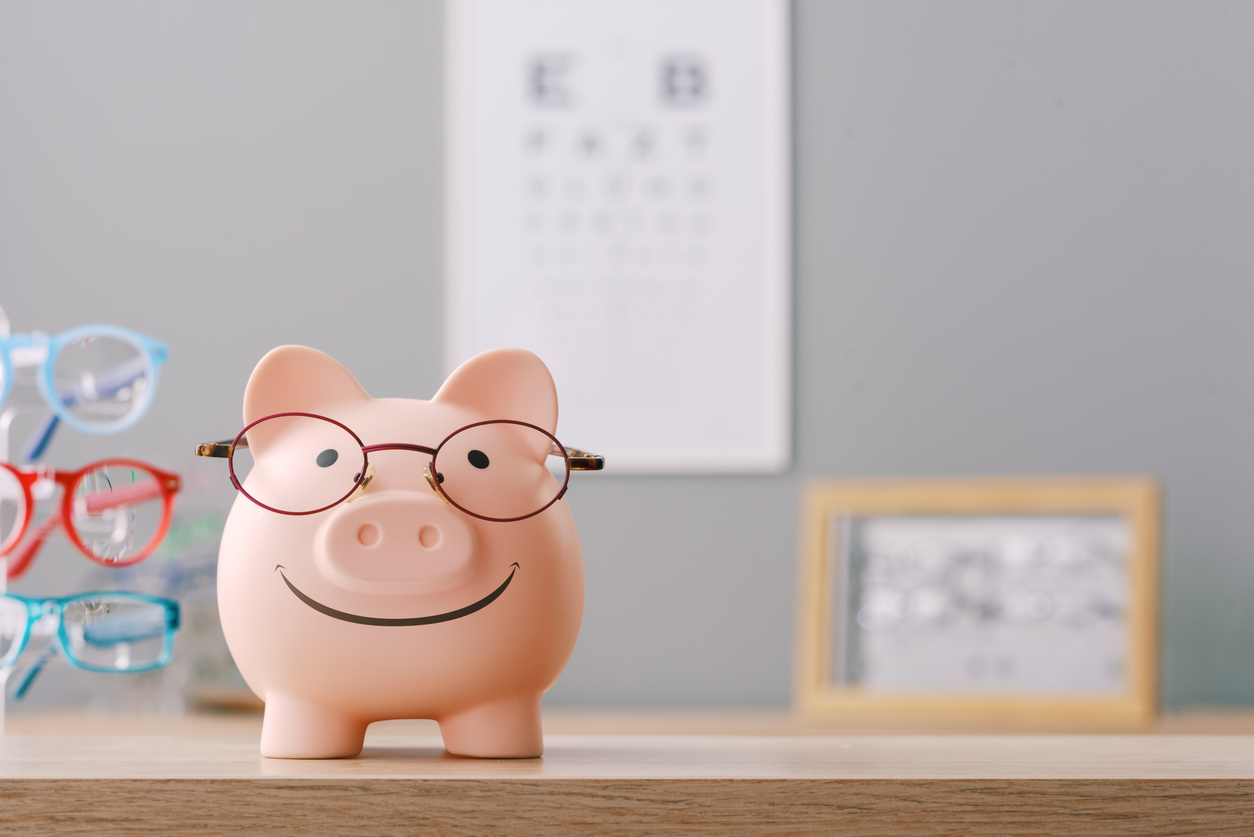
left=195, top=412, right=604, bottom=522
left=0, top=459, right=182, bottom=580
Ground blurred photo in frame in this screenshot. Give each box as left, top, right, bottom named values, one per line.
left=795, top=478, right=1159, bottom=727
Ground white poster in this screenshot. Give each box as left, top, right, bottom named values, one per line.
left=446, top=0, right=791, bottom=472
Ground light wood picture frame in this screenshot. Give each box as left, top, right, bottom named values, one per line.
left=796, top=478, right=1159, bottom=727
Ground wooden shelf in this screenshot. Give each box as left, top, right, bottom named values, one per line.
left=4, top=712, right=1254, bottom=834
left=12, top=706, right=1254, bottom=736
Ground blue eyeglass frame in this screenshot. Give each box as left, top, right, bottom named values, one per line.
left=0, top=324, right=169, bottom=452
left=0, top=591, right=180, bottom=676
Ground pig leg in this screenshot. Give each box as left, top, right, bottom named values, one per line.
left=260, top=692, right=368, bottom=759
left=439, top=693, right=544, bottom=758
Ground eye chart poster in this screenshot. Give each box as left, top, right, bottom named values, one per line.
left=446, top=0, right=791, bottom=472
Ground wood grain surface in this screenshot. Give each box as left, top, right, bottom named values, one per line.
left=3, top=778, right=1254, bottom=836
left=3, top=729, right=1254, bottom=835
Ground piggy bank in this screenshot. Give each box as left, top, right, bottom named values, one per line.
left=213, top=345, right=590, bottom=759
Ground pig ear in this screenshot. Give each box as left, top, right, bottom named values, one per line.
left=434, top=348, right=558, bottom=433
left=242, top=345, right=370, bottom=426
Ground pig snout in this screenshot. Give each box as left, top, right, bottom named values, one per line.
left=314, top=491, right=476, bottom=595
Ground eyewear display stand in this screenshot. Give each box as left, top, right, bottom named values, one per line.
left=0, top=403, right=45, bottom=465
left=0, top=401, right=46, bottom=735
left=0, top=365, right=180, bottom=734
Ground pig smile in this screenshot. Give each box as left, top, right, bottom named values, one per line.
left=275, top=563, right=519, bottom=626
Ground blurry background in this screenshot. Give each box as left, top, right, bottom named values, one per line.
left=0, top=0, right=1252, bottom=711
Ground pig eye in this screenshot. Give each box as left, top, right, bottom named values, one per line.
left=467, top=449, right=490, bottom=469
left=316, top=449, right=339, bottom=468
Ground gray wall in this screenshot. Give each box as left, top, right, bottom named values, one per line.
left=1, top=0, right=1252, bottom=708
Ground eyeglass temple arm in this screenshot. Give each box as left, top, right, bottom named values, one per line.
left=80, top=480, right=171, bottom=515
left=11, top=644, right=56, bottom=700
left=195, top=438, right=244, bottom=458
left=550, top=444, right=604, bottom=471
left=22, top=356, right=149, bottom=463
left=20, top=413, right=58, bottom=462
left=5, top=513, right=61, bottom=581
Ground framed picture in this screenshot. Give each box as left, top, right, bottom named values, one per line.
left=795, top=478, right=1160, bottom=726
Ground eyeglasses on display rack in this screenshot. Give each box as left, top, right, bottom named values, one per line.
left=0, top=458, right=182, bottom=580
left=0, top=591, right=180, bottom=699
left=0, top=323, right=169, bottom=461
left=196, top=412, right=604, bottom=522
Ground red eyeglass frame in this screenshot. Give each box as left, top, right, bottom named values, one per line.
left=0, top=458, right=182, bottom=580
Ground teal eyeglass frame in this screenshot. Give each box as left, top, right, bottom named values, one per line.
left=0, top=592, right=180, bottom=690
left=0, top=324, right=169, bottom=454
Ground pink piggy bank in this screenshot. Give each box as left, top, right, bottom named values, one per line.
left=209, top=345, right=598, bottom=759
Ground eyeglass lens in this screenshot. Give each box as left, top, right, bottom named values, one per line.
left=433, top=422, right=565, bottom=520
left=53, top=333, right=150, bottom=427
left=61, top=595, right=170, bottom=670
left=232, top=414, right=367, bottom=514
left=0, top=468, right=24, bottom=552
left=71, top=464, right=167, bottom=564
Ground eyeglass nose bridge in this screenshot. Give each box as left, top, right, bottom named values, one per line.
left=357, top=442, right=450, bottom=506
left=33, top=602, right=60, bottom=635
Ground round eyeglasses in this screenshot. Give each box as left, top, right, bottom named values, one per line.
left=0, top=458, right=182, bottom=580
left=0, top=324, right=170, bottom=455
left=195, top=412, right=604, bottom=522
